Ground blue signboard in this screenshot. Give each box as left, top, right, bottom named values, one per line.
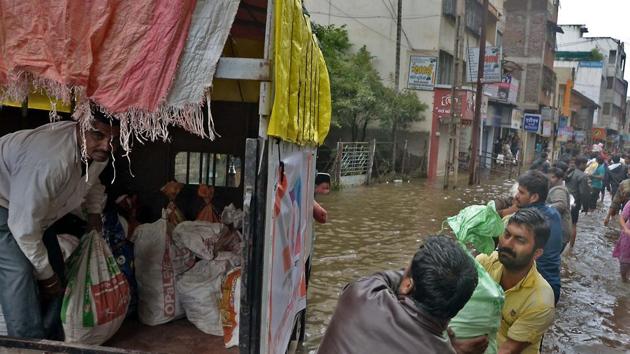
left=578, top=61, right=604, bottom=68
left=523, top=114, right=541, bottom=133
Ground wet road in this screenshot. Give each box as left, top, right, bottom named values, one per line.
left=300, top=177, right=630, bottom=353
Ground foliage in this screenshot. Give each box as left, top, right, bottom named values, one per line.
left=380, top=87, right=427, bottom=140
left=590, top=49, right=604, bottom=62
left=313, top=24, right=425, bottom=141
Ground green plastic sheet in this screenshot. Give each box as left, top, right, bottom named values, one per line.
left=446, top=201, right=504, bottom=255
left=449, top=258, right=504, bottom=354
left=446, top=201, right=505, bottom=354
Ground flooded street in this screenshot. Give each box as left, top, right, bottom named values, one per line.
left=301, top=177, right=630, bottom=353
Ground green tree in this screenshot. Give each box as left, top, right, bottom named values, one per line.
left=380, top=88, right=427, bottom=167
left=314, top=24, right=384, bottom=141
left=314, top=24, right=426, bottom=147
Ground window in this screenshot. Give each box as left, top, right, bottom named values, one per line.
left=607, top=77, right=614, bottom=90
left=609, top=50, right=617, bottom=64
left=603, top=103, right=611, bottom=115
left=496, top=31, right=503, bottom=48
left=174, top=151, right=242, bottom=188
left=439, top=51, right=454, bottom=85
left=465, top=0, right=483, bottom=36
left=442, top=0, right=456, bottom=17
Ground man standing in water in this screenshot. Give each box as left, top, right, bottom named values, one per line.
left=565, top=156, right=591, bottom=248
left=477, top=209, right=555, bottom=354
left=496, top=171, right=563, bottom=304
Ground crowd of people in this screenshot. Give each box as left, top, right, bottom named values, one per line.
left=317, top=147, right=630, bottom=354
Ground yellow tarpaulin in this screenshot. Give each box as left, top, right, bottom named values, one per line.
left=268, top=0, right=331, bottom=145
left=2, top=91, right=71, bottom=113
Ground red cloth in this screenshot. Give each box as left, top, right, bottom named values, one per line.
left=0, top=0, right=196, bottom=113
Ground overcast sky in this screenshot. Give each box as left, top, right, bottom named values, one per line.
left=558, top=0, right=630, bottom=81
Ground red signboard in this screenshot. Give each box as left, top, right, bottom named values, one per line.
left=592, top=128, right=607, bottom=141
left=433, top=88, right=475, bottom=121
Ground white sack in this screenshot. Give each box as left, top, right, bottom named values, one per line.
left=176, top=260, right=227, bottom=335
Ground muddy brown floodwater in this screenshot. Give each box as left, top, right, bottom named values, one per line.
left=299, top=177, right=630, bottom=354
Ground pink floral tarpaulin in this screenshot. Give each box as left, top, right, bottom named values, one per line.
left=0, top=0, right=239, bottom=151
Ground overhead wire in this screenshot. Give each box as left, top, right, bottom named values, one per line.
left=324, top=0, right=409, bottom=49
left=383, top=0, right=414, bottom=49
left=321, top=0, right=441, bottom=50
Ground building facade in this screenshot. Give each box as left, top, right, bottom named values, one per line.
left=306, top=0, right=504, bottom=178
left=557, top=25, right=628, bottom=141
left=502, top=0, right=561, bottom=164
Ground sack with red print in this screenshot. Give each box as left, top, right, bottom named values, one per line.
left=61, top=231, right=130, bottom=345
left=132, top=210, right=194, bottom=326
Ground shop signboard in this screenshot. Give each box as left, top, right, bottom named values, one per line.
left=511, top=109, right=522, bottom=129
left=557, top=126, right=573, bottom=142
left=484, top=76, right=519, bottom=104
left=574, top=130, right=586, bottom=143
left=467, top=46, right=502, bottom=83
left=541, top=107, right=553, bottom=121
left=523, top=113, right=541, bottom=133
left=407, top=56, right=438, bottom=90
left=592, top=128, right=607, bottom=141
left=433, top=88, right=475, bottom=121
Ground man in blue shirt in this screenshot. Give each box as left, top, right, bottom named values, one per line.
left=512, top=170, right=563, bottom=304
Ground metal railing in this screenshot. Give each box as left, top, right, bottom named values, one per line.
left=459, top=150, right=521, bottom=179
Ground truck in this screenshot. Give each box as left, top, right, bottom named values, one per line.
left=0, top=0, right=330, bottom=353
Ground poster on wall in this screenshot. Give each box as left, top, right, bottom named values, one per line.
left=267, top=149, right=314, bottom=354
left=466, top=46, right=502, bottom=83
left=542, top=121, right=553, bottom=137
left=523, top=113, right=541, bottom=133
left=408, top=56, right=438, bottom=90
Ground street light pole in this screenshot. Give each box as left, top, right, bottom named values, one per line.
left=469, top=0, right=489, bottom=185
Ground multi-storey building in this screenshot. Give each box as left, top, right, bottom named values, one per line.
left=502, top=0, right=561, bottom=163
left=557, top=25, right=628, bottom=139
left=306, top=0, right=505, bottom=177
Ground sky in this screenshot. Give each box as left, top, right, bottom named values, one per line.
left=557, top=0, right=630, bottom=80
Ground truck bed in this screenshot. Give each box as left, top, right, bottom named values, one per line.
left=106, top=319, right=238, bottom=354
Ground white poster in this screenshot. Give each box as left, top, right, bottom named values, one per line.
left=407, top=56, right=438, bottom=90
left=267, top=149, right=314, bottom=354
left=466, top=46, right=502, bottom=83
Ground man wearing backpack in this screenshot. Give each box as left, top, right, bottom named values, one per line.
left=565, top=156, right=591, bottom=248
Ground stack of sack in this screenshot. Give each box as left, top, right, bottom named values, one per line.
left=132, top=182, right=244, bottom=348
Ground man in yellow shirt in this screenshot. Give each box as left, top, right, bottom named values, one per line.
left=477, top=208, right=556, bottom=354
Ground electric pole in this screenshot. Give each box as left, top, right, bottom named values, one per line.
left=395, top=0, right=402, bottom=91
left=444, top=0, right=465, bottom=189
left=392, top=0, right=402, bottom=171
left=469, top=0, right=489, bottom=185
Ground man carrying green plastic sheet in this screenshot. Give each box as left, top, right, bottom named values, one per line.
left=477, top=209, right=556, bottom=354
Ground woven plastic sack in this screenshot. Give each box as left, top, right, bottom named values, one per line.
left=446, top=201, right=504, bottom=255
left=449, top=258, right=504, bottom=354
left=132, top=212, right=194, bottom=326
left=177, top=259, right=227, bottom=335
left=221, top=267, right=241, bottom=348
left=172, top=221, right=226, bottom=260
left=61, top=231, right=130, bottom=345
